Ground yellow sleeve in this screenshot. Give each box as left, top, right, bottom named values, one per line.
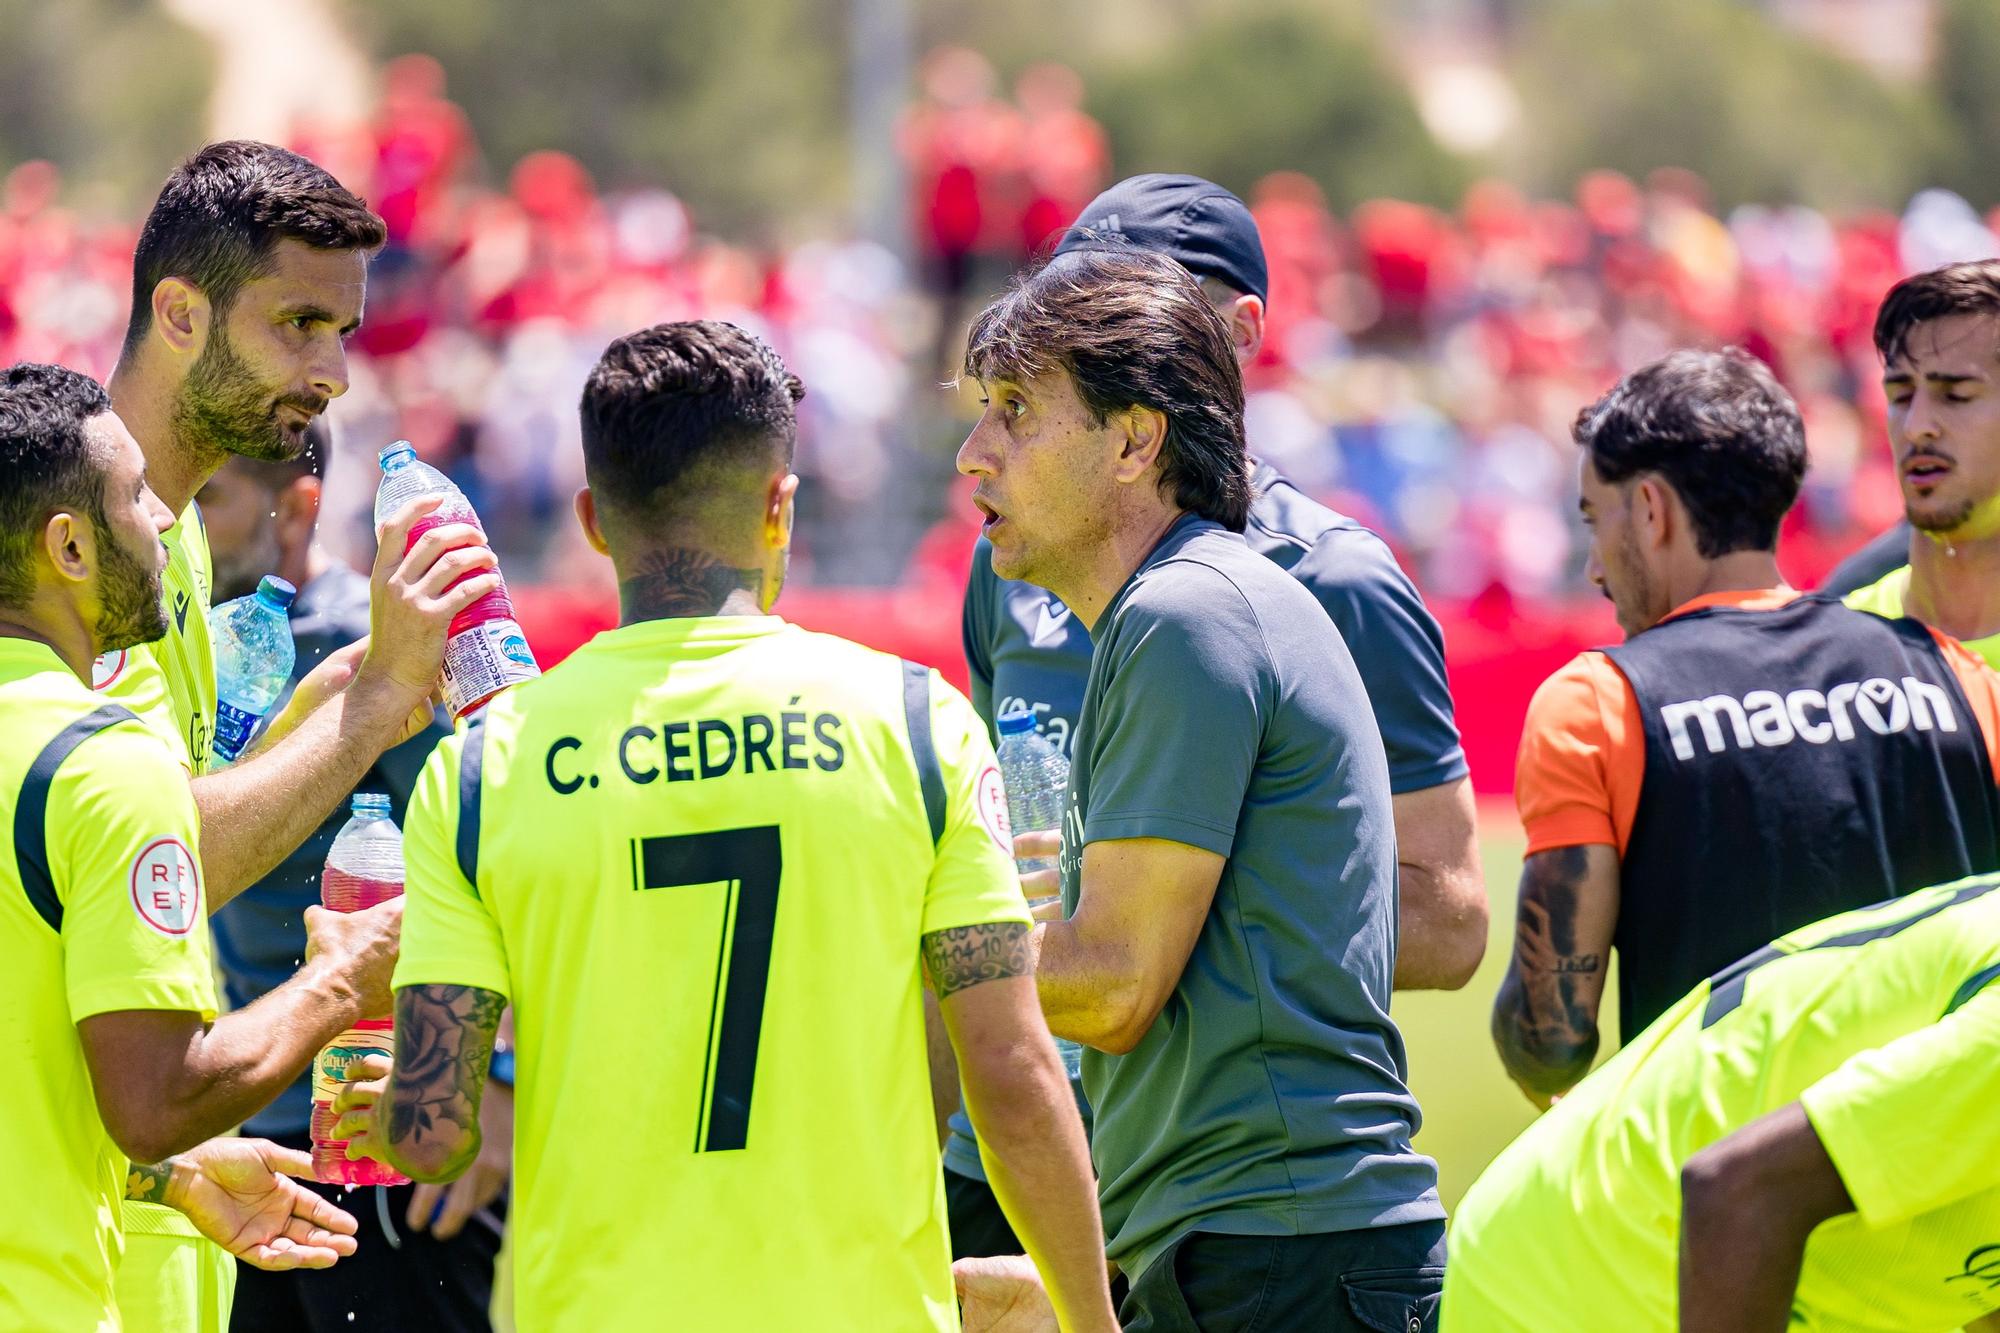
left=1800, top=979, right=2000, bottom=1228
left=92, top=645, right=191, bottom=773
left=393, top=733, right=513, bottom=1000
left=52, top=720, right=216, bottom=1021
left=920, top=673, right=1033, bottom=938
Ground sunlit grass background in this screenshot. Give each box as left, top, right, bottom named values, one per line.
left=1399, top=806, right=1621, bottom=1208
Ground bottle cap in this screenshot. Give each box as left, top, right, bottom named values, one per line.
left=350, top=792, right=393, bottom=819
left=377, top=440, right=417, bottom=471
left=997, top=709, right=1037, bottom=736
left=256, top=575, right=298, bottom=611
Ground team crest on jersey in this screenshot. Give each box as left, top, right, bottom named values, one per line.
left=130, top=837, right=200, bottom=936
left=91, top=650, right=128, bottom=691
left=975, top=764, right=1012, bottom=854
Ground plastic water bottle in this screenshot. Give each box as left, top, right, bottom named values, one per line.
left=311, top=793, right=410, bottom=1187
left=995, top=710, right=1082, bottom=1077
left=374, top=441, right=539, bottom=719
left=208, top=576, right=297, bottom=765
left=996, top=709, right=1068, bottom=893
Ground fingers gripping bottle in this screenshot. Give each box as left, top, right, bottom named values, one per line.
left=209, top=575, right=298, bottom=765
left=311, top=793, right=410, bottom=1186
left=374, top=441, right=539, bottom=719
left=993, top=709, right=1082, bottom=1078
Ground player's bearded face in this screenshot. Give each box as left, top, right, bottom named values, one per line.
left=93, top=512, right=169, bottom=652
left=175, top=321, right=325, bottom=465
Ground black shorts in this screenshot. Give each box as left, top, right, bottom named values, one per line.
left=1119, top=1220, right=1446, bottom=1333
left=228, top=1135, right=503, bottom=1333
left=944, top=1166, right=1023, bottom=1260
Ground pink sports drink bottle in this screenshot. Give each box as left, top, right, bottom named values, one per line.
left=310, top=793, right=410, bottom=1187
left=374, top=441, right=540, bottom=720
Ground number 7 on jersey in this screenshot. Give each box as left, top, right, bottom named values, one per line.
left=631, top=826, right=783, bottom=1152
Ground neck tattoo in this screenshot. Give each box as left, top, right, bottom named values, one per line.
left=620, top=548, right=764, bottom=621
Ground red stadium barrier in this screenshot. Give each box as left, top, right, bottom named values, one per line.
left=510, top=583, right=1620, bottom=801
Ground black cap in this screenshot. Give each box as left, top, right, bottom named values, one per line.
left=1053, top=173, right=1268, bottom=303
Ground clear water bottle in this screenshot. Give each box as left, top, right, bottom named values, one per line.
left=995, top=710, right=1081, bottom=1077
left=995, top=709, right=1068, bottom=893
left=374, top=441, right=539, bottom=720
left=311, top=793, right=410, bottom=1187
left=209, top=575, right=297, bottom=765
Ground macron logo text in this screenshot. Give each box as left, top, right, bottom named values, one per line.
left=1660, top=677, right=1959, bottom=761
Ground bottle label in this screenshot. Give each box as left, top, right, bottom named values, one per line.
left=210, top=700, right=261, bottom=763
left=311, top=1026, right=395, bottom=1109
left=441, top=617, right=540, bottom=718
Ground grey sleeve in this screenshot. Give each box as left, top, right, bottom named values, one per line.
left=962, top=540, right=997, bottom=734
left=1295, top=532, right=1467, bottom=794
left=1083, top=572, right=1264, bottom=856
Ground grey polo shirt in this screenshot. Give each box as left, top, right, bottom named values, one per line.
left=1060, top=514, right=1441, bottom=1280
left=945, top=461, right=1465, bottom=1184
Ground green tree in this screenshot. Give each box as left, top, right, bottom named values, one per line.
left=0, top=0, right=209, bottom=205
left=352, top=0, right=849, bottom=237
left=1931, top=0, right=2000, bottom=208
left=1507, top=0, right=1950, bottom=211
left=1083, top=1, right=1467, bottom=208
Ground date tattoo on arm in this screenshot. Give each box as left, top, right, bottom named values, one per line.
left=386, top=984, right=507, bottom=1178
left=922, top=921, right=1034, bottom=1000
left=1492, top=845, right=1607, bottom=1105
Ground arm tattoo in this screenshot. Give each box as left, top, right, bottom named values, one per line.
left=619, top=548, right=764, bottom=621
left=1493, top=846, right=1603, bottom=1099
left=124, top=1158, right=178, bottom=1204
left=922, top=921, right=1033, bottom=1000
left=387, top=984, right=506, bottom=1174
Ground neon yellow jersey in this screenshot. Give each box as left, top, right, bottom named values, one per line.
left=93, top=504, right=216, bottom=774
left=1847, top=565, right=2000, bottom=672
left=395, top=616, right=1027, bottom=1333
left=1445, top=876, right=2000, bottom=1332
left=0, top=638, right=215, bottom=1332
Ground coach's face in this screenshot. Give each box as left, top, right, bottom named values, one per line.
left=1883, top=312, right=2000, bottom=542
left=958, top=368, right=1121, bottom=589
left=1579, top=453, right=1668, bottom=638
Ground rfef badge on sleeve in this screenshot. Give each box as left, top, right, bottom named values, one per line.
left=130, top=837, right=200, bottom=936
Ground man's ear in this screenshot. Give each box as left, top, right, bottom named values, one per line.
left=274, top=476, right=322, bottom=548
left=766, top=472, right=800, bottom=547
left=573, top=486, right=610, bottom=555
left=148, top=278, right=209, bottom=358
left=1635, top=475, right=1677, bottom=550
left=1113, top=406, right=1169, bottom=484
left=43, top=510, right=94, bottom=586
left=1225, top=294, right=1266, bottom=365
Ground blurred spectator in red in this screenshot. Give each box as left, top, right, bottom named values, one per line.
left=1012, top=63, right=1108, bottom=255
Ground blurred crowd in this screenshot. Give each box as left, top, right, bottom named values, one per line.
left=2, top=49, right=1992, bottom=601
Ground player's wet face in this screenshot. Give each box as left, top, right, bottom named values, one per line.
left=176, top=240, right=364, bottom=464
left=956, top=368, right=1116, bottom=590
left=1579, top=453, right=1661, bottom=638
left=87, top=416, right=172, bottom=652
left=1882, top=313, right=2000, bottom=542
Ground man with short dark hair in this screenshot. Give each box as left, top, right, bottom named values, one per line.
left=946, top=173, right=1483, bottom=1261
left=333, top=321, right=1117, bottom=1332
left=0, top=362, right=384, bottom=1329
left=200, top=424, right=495, bottom=1332
left=105, top=139, right=501, bottom=1333
left=957, top=250, right=1445, bottom=1330
left=1843, top=260, right=2000, bottom=671
left=1494, top=347, right=2000, bottom=1108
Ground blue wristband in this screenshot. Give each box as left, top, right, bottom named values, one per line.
left=488, top=1046, right=515, bottom=1089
